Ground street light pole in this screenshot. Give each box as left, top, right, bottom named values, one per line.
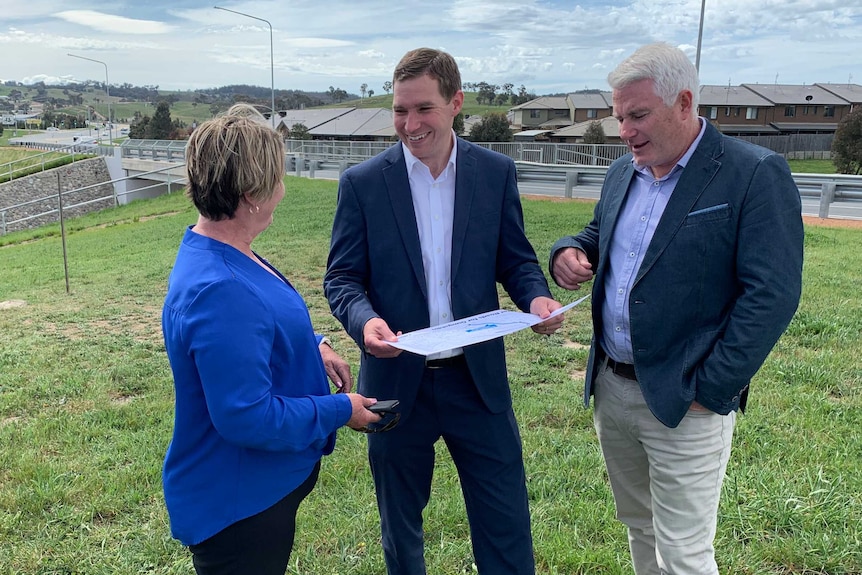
left=695, top=0, right=706, bottom=72
left=68, top=53, right=112, bottom=142
left=214, top=6, right=276, bottom=129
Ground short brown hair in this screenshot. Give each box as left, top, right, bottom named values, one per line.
left=393, top=48, right=462, bottom=102
left=185, top=103, right=284, bottom=221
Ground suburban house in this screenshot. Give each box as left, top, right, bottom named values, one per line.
left=814, top=82, right=861, bottom=113
left=566, top=91, right=614, bottom=124
left=508, top=82, right=862, bottom=142
left=697, top=85, right=778, bottom=135
left=547, top=115, right=620, bottom=143
left=508, top=96, right=570, bottom=131
left=739, top=83, right=851, bottom=133
left=274, top=107, right=395, bottom=141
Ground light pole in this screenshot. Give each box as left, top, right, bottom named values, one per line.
left=214, top=6, right=276, bottom=129
left=695, top=0, right=706, bottom=72
left=68, top=53, right=112, bottom=142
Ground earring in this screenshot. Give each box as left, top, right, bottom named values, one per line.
left=255, top=205, right=260, bottom=213
left=248, top=206, right=254, bottom=214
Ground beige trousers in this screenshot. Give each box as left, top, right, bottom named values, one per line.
left=593, top=360, right=735, bottom=575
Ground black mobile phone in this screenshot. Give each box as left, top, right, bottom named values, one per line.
left=369, top=399, right=400, bottom=414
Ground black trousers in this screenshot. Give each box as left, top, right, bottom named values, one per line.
left=188, top=462, right=320, bottom=575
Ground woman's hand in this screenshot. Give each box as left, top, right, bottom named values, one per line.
left=319, top=341, right=354, bottom=393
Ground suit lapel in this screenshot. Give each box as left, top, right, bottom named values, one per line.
left=451, top=139, right=476, bottom=279
left=382, top=146, right=428, bottom=298
left=599, top=162, right=635, bottom=272
left=635, top=123, right=723, bottom=282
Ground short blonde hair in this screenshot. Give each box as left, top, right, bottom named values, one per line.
left=185, top=103, right=284, bottom=220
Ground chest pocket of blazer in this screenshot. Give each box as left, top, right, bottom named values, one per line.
left=682, top=203, right=731, bottom=226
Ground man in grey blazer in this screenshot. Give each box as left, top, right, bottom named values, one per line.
left=325, top=48, right=563, bottom=574
left=550, top=43, right=803, bottom=574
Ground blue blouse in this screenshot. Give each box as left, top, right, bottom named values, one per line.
left=161, top=227, right=352, bottom=545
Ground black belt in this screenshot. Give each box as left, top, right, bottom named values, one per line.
left=425, top=355, right=467, bottom=370
left=607, top=357, right=637, bottom=381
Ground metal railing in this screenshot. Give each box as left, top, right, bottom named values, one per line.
left=0, top=144, right=106, bottom=182
left=119, top=139, right=632, bottom=167
left=0, top=163, right=186, bottom=236
left=7, top=140, right=860, bottom=234
left=120, top=139, right=188, bottom=162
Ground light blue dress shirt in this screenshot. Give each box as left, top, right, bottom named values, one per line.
left=601, top=119, right=707, bottom=364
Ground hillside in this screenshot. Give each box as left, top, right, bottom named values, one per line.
left=1, top=82, right=515, bottom=128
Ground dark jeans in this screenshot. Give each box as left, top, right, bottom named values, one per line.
left=189, top=461, right=320, bottom=575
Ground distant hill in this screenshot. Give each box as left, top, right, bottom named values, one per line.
left=0, top=81, right=522, bottom=127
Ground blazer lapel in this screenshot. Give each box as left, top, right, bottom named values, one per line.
left=382, top=146, right=428, bottom=298
left=598, top=162, right=635, bottom=271
left=451, top=139, right=476, bottom=279
left=636, top=124, right=723, bottom=282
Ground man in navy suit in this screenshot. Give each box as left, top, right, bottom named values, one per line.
left=325, top=48, right=563, bottom=575
left=550, top=43, right=803, bottom=574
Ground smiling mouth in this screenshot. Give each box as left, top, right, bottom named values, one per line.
left=408, top=132, right=429, bottom=142
left=629, top=141, right=648, bottom=152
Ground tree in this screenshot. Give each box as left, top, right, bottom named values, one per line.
left=832, top=107, right=862, bottom=175
left=468, top=113, right=513, bottom=142
left=367, top=89, right=375, bottom=98
left=150, top=101, right=173, bottom=139
left=583, top=120, right=607, bottom=144
left=383, top=81, right=392, bottom=94
left=129, top=116, right=150, bottom=139
left=290, top=122, right=311, bottom=140
left=360, top=83, right=368, bottom=98
left=453, top=113, right=464, bottom=136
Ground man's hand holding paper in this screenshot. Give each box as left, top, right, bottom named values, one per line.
left=384, top=294, right=589, bottom=356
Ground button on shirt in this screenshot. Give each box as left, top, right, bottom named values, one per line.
left=403, top=136, right=461, bottom=360
left=601, top=118, right=707, bottom=364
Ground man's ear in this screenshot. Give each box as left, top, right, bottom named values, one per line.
left=451, top=90, right=465, bottom=116
left=677, top=89, right=694, bottom=116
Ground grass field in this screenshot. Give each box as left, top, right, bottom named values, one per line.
left=0, top=178, right=860, bottom=574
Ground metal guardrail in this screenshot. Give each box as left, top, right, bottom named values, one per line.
left=0, top=163, right=186, bottom=236
left=515, top=162, right=862, bottom=219
left=0, top=144, right=105, bottom=182
left=120, top=139, right=188, bottom=162
left=9, top=140, right=859, bottom=226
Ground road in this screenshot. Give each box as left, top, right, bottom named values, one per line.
left=517, top=180, right=862, bottom=221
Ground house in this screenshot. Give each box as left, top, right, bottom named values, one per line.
left=741, top=83, right=850, bottom=133
left=565, top=91, right=614, bottom=124
left=816, top=83, right=862, bottom=113
left=698, top=85, right=778, bottom=135
left=548, top=115, right=621, bottom=143
left=274, top=107, right=395, bottom=141
left=508, top=96, right=570, bottom=131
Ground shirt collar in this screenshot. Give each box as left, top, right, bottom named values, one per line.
left=402, top=131, right=458, bottom=179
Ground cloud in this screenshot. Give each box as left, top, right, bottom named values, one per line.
left=54, top=10, right=175, bottom=34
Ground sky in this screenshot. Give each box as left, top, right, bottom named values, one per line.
left=1, top=0, right=861, bottom=96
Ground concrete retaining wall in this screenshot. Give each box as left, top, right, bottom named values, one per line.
left=0, top=158, right=115, bottom=234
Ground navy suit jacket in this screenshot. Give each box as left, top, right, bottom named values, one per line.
left=325, top=138, right=552, bottom=419
left=550, top=122, right=803, bottom=428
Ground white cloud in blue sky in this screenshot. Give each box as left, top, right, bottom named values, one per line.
left=1, top=0, right=860, bottom=93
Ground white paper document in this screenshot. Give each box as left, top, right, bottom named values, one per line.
left=384, top=294, right=590, bottom=356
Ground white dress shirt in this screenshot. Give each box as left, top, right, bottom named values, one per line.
left=403, top=136, right=461, bottom=359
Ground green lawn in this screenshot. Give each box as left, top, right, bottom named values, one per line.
left=0, top=178, right=860, bottom=574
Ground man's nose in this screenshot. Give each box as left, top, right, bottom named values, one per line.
left=405, top=110, right=421, bottom=131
